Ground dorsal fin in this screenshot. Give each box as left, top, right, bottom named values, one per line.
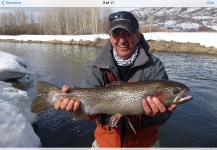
left=108, top=81, right=127, bottom=87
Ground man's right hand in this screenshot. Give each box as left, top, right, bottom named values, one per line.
left=54, top=85, right=80, bottom=112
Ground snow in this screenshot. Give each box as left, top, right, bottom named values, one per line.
left=208, top=26, right=217, bottom=31
left=0, top=32, right=216, bottom=147
left=0, top=51, right=30, bottom=81
left=0, top=34, right=109, bottom=42
left=163, top=22, right=200, bottom=31
left=143, top=32, right=217, bottom=48
left=0, top=51, right=41, bottom=147
left=0, top=32, right=216, bottom=48
left=0, top=51, right=27, bottom=67
left=0, top=81, right=41, bottom=147
left=133, top=8, right=217, bottom=32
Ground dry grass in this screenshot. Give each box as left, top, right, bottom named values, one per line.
left=0, top=38, right=216, bottom=55
left=147, top=40, right=217, bottom=55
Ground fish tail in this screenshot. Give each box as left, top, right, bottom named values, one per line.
left=31, top=80, right=61, bottom=113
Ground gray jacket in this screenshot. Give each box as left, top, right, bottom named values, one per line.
left=80, top=36, right=171, bottom=125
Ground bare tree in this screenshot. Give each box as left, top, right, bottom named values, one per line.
left=89, top=8, right=99, bottom=34
left=0, top=13, right=8, bottom=34
left=99, top=8, right=111, bottom=33
left=38, top=8, right=111, bottom=35
left=28, top=13, right=39, bottom=34
left=147, top=15, right=154, bottom=33
left=14, top=9, right=27, bottom=34
left=7, top=12, right=17, bottom=34
left=0, top=7, right=113, bottom=35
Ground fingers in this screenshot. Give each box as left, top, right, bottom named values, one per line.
left=55, top=97, right=80, bottom=112
left=62, top=85, right=72, bottom=93
left=60, top=98, right=70, bottom=110
left=66, top=98, right=75, bottom=111
left=66, top=98, right=80, bottom=112
left=73, top=100, right=81, bottom=112
left=142, top=97, right=152, bottom=116
left=168, top=104, right=176, bottom=111
left=54, top=85, right=80, bottom=112
left=142, top=96, right=166, bottom=117
left=54, top=97, right=63, bottom=110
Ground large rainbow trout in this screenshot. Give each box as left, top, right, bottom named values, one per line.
left=31, top=80, right=192, bottom=127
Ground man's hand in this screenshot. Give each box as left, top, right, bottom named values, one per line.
left=142, top=96, right=176, bottom=117
left=54, top=85, right=80, bottom=112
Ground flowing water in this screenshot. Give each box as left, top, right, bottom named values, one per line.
left=1, top=42, right=217, bottom=147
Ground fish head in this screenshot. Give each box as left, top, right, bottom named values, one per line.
left=155, top=81, right=193, bottom=106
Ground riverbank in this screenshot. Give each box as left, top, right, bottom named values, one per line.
left=0, top=32, right=217, bottom=55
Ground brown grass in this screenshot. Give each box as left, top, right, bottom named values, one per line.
left=0, top=38, right=216, bottom=55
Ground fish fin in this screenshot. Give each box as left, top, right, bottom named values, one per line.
left=73, top=104, right=88, bottom=120
left=126, top=116, right=136, bottom=134
left=31, top=97, right=53, bottom=113
left=31, top=80, right=61, bottom=113
left=109, top=114, right=122, bottom=127
left=37, top=80, right=61, bottom=94
left=72, top=86, right=80, bottom=89
left=108, top=81, right=127, bottom=87
left=73, top=111, right=88, bottom=120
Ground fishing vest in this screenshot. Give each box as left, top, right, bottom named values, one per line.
left=86, top=68, right=160, bottom=147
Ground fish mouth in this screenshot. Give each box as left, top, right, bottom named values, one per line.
left=177, top=91, right=193, bottom=104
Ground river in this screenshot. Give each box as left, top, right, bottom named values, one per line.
left=1, top=42, right=217, bottom=147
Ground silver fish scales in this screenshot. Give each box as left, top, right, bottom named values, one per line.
left=31, top=80, right=193, bottom=127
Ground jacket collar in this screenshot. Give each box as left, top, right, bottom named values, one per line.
left=91, top=40, right=150, bottom=69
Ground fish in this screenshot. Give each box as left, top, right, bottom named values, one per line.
left=31, top=80, right=192, bottom=127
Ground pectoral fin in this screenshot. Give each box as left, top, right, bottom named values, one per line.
left=108, top=81, right=127, bottom=87
left=126, top=116, right=136, bottom=134
left=72, top=104, right=88, bottom=120
left=109, top=115, right=137, bottom=134
left=109, top=114, right=122, bottom=127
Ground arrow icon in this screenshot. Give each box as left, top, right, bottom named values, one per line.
left=2, top=1, right=4, bottom=5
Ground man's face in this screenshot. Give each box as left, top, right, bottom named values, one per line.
left=109, top=28, right=140, bottom=60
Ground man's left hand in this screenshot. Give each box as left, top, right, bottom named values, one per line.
left=142, top=96, right=176, bottom=117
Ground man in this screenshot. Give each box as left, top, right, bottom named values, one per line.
left=55, top=11, right=176, bottom=147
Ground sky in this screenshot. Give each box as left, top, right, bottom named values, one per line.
left=0, top=7, right=43, bottom=14
left=0, top=7, right=135, bottom=14
left=0, top=32, right=216, bottom=147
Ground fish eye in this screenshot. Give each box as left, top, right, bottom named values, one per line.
left=173, top=88, right=181, bottom=95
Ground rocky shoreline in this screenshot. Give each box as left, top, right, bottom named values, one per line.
left=1, top=38, right=217, bottom=55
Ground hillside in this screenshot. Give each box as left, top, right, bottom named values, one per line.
left=131, top=7, right=217, bottom=32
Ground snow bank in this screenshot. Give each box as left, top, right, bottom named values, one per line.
left=0, top=51, right=30, bottom=81
left=0, top=81, right=41, bottom=147
left=0, top=51, right=27, bottom=67
left=143, top=32, right=217, bottom=48
left=0, top=32, right=216, bottom=48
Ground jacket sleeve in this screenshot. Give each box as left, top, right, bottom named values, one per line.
left=79, top=65, right=105, bottom=88
left=144, top=55, right=172, bottom=125
left=147, top=54, right=169, bottom=80
left=143, top=109, right=172, bottom=126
